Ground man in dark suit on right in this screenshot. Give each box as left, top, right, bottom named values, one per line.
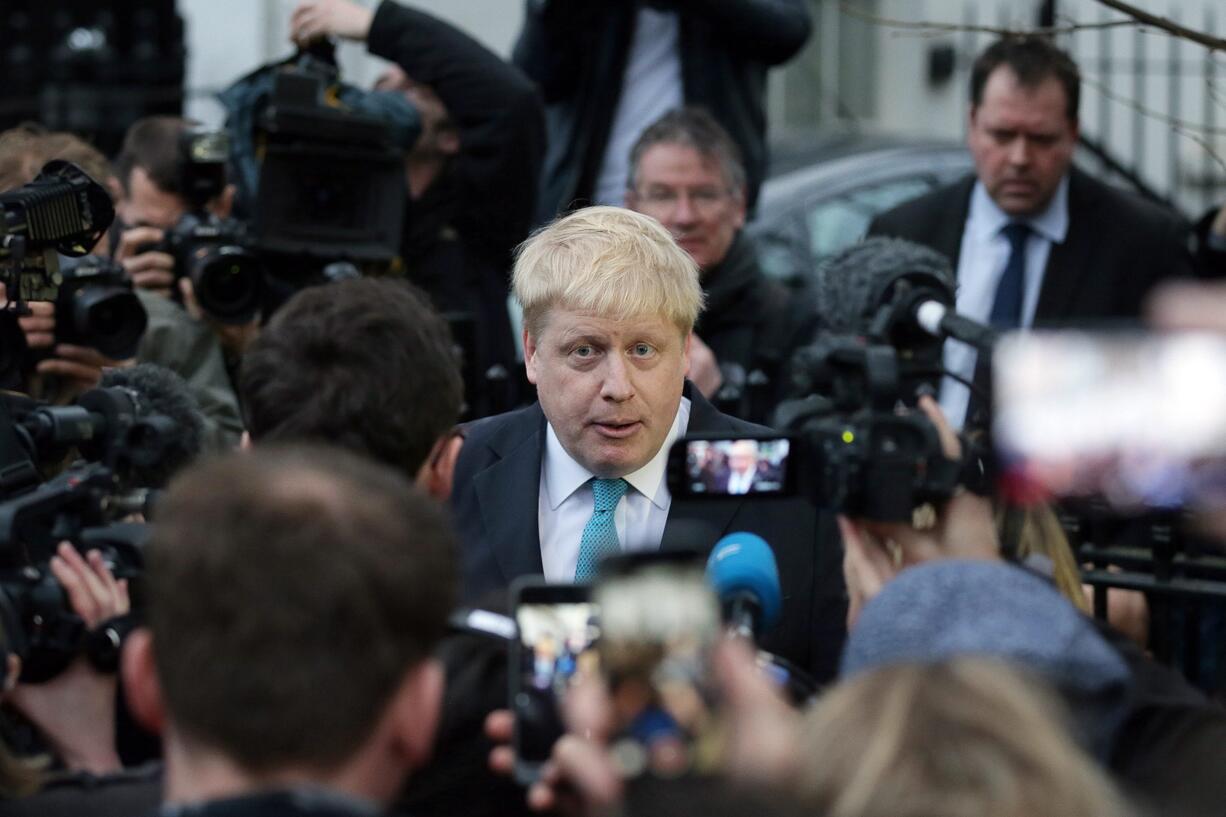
left=868, top=35, right=1193, bottom=430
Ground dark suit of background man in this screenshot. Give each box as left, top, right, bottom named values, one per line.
left=513, top=0, right=810, bottom=224
left=868, top=35, right=1193, bottom=430
left=451, top=207, right=846, bottom=682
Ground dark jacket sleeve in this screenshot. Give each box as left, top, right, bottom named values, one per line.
left=367, top=0, right=546, bottom=256
left=672, top=0, right=811, bottom=63
left=511, top=0, right=609, bottom=102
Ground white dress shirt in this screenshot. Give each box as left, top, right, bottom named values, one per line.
left=941, top=176, right=1071, bottom=428
left=727, top=468, right=755, bottom=495
left=593, top=7, right=684, bottom=206
left=538, top=397, right=691, bottom=582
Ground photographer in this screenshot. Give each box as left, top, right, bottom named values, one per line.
left=0, top=128, right=129, bottom=403
left=0, top=124, right=243, bottom=448
left=291, top=0, right=546, bottom=414
left=112, top=117, right=247, bottom=450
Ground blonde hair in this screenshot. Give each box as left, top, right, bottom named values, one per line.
left=0, top=126, right=114, bottom=193
left=1000, top=503, right=1090, bottom=613
left=794, top=660, right=1130, bottom=817
left=512, top=206, right=704, bottom=338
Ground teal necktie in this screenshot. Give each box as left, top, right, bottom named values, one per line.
left=574, top=478, right=630, bottom=581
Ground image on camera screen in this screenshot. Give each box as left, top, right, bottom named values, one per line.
left=994, top=331, right=1226, bottom=510
left=515, top=602, right=600, bottom=762
left=685, top=438, right=790, bottom=496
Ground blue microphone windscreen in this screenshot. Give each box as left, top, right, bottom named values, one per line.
left=706, top=532, right=782, bottom=629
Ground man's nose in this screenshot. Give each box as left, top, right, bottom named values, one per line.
left=601, top=354, right=635, bottom=401
left=670, top=192, right=698, bottom=225
left=1007, top=136, right=1031, bottom=166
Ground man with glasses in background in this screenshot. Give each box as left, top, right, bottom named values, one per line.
left=625, top=108, right=812, bottom=407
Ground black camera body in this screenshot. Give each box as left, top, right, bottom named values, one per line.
left=150, top=212, right=265, bottom=325
left=0, top=160, right=113, bottom=304
left=52, top=254, right=148, bottom=359
left=0, top=391, right=161, bottom=683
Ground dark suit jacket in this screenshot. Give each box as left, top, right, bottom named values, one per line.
left=867, top=167, right=1194, bottom=324
left=451, top=384, right=847, bottom=683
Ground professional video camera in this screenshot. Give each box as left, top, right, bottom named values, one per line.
left=669, top=240, right=992, bottom=523
left=1, top=161, right=148, bottom=381
left=0, top=384, right=175, bottom=682
left=156, top=48, right=409, bottom=323
left=0, top=160, right=113, bottom=303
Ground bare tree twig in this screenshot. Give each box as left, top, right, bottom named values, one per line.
left=838, top=2, right=1143, bottom=39
left=1081, top=75, right=1226, bottom=136
left=1090, top=0, right=1226, bottom=52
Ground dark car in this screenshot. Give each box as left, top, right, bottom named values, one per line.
left=747, top=134, right=973, bottom=287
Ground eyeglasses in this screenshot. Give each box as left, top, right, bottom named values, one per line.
left=635, top=186, right=732, bottom=215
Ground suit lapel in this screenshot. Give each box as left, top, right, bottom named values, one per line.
left=1035, top=169, right=1096, bottom=323
left=472, top=407, right=546, bottom=583
left=660, top=386, right=747, bottom=553
left=935, top=178, right=975, bottom=276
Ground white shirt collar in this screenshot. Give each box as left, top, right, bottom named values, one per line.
left=967, top=173, right=1070, bottom=244
left=543, top=396, right=691, bottom=512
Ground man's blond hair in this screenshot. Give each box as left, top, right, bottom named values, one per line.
left=513, top=206, right=704, bottom=337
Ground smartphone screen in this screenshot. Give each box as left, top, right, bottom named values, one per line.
left=510, top=581, right=598, bottom=783
left=669, top=436, right=794, bottom=498
left=595, top=555, right=722, bottom=779
left=994, top=330, right=1226, bottom=510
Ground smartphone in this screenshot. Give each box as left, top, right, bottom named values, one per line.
left=509, top=578, right=599, bottom=784
left=994, top=330, right=1226, bottom=510
left=667, top=434, right=797, bottom=499
left=595, top=552, right=722, bottom=779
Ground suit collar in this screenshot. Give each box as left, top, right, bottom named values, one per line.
left=1035, top=168, right=1097, bottom=321
left=472, top=405, right=546, bottom=582
left=470, top=384, right=749, bottom=581
left=939, top=176, right=978, bottom=275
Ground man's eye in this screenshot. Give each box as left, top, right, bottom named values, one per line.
left=631, top=343, right=655, bottom=357
left=572, top=345, right=595, bottom=358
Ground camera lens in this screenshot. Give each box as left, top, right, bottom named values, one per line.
left=190, top=245, right=263, bottom=324
left=67, top=286, right=148, bottom=359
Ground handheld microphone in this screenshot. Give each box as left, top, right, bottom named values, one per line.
left=706, top=532, right=782, bottom=640
left=913, top=300, right=998, bottom=353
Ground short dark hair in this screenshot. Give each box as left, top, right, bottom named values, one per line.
left=239, top=277, right=463, bottom=479
left=113, top=115, right=191, bottom=195
left=146, top=444, right=457, bottom=773
left=970, top=36, right=1080, bottom=122
left=627, top=107, right=747, bottom=194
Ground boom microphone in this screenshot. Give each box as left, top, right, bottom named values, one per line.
left=706, top=532, right=782, bottom=640
left=101, top=363, right=205, bottom=488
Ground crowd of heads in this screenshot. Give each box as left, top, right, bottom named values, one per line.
left=1, top=20, right=1224, bottom=817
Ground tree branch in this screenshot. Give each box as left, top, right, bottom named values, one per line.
left=838, top=2, right=1140, bottom=40
left=1090, top=0, right=1226, bottom=52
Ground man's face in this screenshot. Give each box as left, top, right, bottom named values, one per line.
left=116, top=165, right=188, bottom=230
left=627, top=143, right=746, bottom=272
left=525, top=308, right=690, bottom=478
left=728, top=442, right=756, bottom=475
left=967, top=67, right=1078, bottom=217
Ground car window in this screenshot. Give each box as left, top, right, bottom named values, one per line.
left=805, top=177, right=933, bottom=262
